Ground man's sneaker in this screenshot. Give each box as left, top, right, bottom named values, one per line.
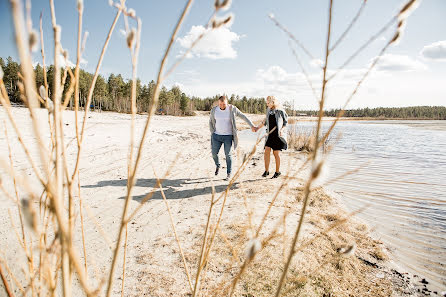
left=224, top=173, right=231, bottom=181
left=262, top=171, right=269, bottom=177
left=215, top=167, right=220, bottom=176
left=271, top=172, right=281, bottom=179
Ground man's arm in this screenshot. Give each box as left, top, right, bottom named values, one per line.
left=209, top=107, right=215, bottom=133
left=234, top=106, right=254, bottom=128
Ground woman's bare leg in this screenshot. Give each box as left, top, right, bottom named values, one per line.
left=264, top=146, right=271, bottom=172
left=273, top=150, right=280, bottom=173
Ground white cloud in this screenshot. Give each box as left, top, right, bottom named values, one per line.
left=256, top=66, right=306, bottom=86
left=177, top=25, right=241, bottom=59
left=176, top=50, right=193, bottom=59
left=421, top=40, right=446, bottom=61
left=310, top=58, right=324, bottom=68
left=170, top=65, right=315, bottom=106
left=57, top=54, right=75, bottom=68
left=170, top=57, right=444, bottom=110
left=373, top=54, right=427, bottom=72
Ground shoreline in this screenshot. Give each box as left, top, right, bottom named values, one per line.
left=290, top=116, right=446, bottom=121
left=324, top=187, right=442, bottom=296
left=0, top=107, right=441, bottom=296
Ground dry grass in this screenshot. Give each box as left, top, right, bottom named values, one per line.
left=287, top=126, right=316, bottom=152
left=186, top=183, right=395, bottom=297
left=287, top=117, right=298, bottom=125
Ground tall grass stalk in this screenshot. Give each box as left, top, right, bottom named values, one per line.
left=105, top=1, right=194, bottom=295
left=0, top=259, right=15, bottom=297
left=275, top=1, right=334, bottom=295
left=157, top=176, right=194, bottom=292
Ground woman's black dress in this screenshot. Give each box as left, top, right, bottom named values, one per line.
left=265, top=112, right=287, bottom=151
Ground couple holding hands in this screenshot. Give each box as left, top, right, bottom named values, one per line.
left=209, top=95, right=288, bottom=181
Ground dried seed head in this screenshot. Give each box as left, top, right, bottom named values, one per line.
left=219, top=0, right=232, bottom=11
left=77, top=0, right=84, bottom=11
left=47, top=98, right=54, bottom=113
left=389, top=31, right=401, bottom=45
left=0, top=65, right=3, bottom=80
left=337, top=244, right=356, bottom=257
left=29, top=29, right=38, bottom=52
left=39, top=85, right=47, bottom=100
left=21, top=198, right=39, bottom=233
left=211, top=13, right=234, bottom=28
left=398, top=0, right=421, bottom=21
left=310, top=151, right=330, bottom=187
left=389, top=20, right=406, bottom=46
left=215, top=0, right=232, bottom=11
left=268, top=13, right=275, bottom=20
left=82, top=31, right=89, bottom=52
left=222, top=13, right=233, bottom=26
left=127, top=8, right=135, bottom=18
left=126, top=28, right=136, bottom=49
left=211, top=19, right=218, bottom=29
left=311, top=160, right=324, bottom=179
left=245, top=238, right=262, bottom=260
left=63, top=49, right=69, bottom=60
left=389, top=0, right=422, bottom=46
left=44, top=90, right=54, bottom=113
left=108, top=0, right=113, bottom=6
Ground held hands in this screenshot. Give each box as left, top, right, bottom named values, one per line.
left=250, top=126, right=283, bottom=135
left=251, top=126, right=261, bottom=132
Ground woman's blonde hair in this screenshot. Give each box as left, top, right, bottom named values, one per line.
left=266, top=95, right=281, bottom=109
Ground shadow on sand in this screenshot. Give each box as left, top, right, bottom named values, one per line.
left=83, top=177, right=261, bottom=201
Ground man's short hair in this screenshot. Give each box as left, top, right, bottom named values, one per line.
left=219, top=95, right=227, bottom=102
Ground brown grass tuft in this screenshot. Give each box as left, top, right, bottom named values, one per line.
left=287, top=126, right=316, bottom=152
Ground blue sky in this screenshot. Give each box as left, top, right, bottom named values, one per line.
left=1, top=0, right=445, bottom=109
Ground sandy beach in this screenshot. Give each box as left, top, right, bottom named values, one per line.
left=0, top=107, right=431, bottom=296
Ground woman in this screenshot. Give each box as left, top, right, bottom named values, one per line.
left=258, top=96, right=288, bottom=179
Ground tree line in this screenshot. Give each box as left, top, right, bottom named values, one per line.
left=293, top=106, right=446, bottom=120
left=1, top=56, right=268, bottom=115
left=191, top=95, right=267, bottom=114
left=1, top=56, right=445, bottom=119
left=1, top=56, right=195, bottom=115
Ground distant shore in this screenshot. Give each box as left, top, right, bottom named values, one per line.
left=289, top=116, right=446, bottom=121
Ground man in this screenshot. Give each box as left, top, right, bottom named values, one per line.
left=209, top=95, right=256, bottom=181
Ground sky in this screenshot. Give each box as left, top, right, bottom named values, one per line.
left=1, top=0, right=445, bottom=110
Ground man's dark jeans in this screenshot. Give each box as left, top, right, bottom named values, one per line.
left=211, top=133, right=233, bottom=175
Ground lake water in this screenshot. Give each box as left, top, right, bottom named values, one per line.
left=243, top=120, right=446, bottom=291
